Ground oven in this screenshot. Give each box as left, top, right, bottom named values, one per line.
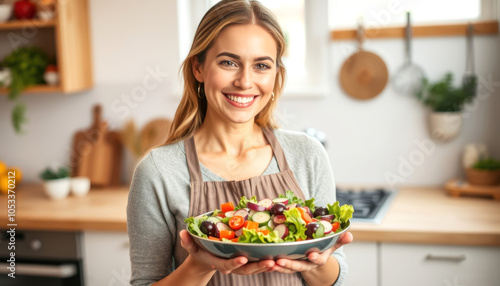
left=0, top=230, right=84, bottom=286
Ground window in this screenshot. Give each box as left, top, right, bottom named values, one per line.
left=329, top=0, right=497, bottom=29
left=177, top=0, right=330, bottom=97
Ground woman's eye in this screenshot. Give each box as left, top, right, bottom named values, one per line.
left=255, top=63, right=271, bottom=71
left=220, top=60, right=237, bottom=67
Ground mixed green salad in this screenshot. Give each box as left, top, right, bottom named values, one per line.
left=185, top=191, right=354, bottom=243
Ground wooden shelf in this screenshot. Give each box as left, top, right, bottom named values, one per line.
left=0, top=19, right=57, bottom=31
left=0, top=85, right=62, bottom=94
left=331, top=20, right=499, bottom=40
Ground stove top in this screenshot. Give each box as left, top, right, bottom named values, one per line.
left=336, top=187, right=398, bottom=224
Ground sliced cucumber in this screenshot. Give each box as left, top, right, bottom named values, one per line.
left=252, top=211, right=271, bottom=226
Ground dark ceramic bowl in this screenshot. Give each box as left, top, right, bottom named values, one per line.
left=187, top=211, right=351, bottom=262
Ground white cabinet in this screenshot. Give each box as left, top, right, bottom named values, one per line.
left=342, top=242, right=378, bottom=286
left=380, top=243, right=500, bottom=286
left=82, top=231, right=131, bottom=286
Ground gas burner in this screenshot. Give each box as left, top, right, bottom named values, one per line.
left=336, top=187, right=398, bottom=224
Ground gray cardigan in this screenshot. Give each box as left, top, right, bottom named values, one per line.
left=127, top=128, right=348, bottom=286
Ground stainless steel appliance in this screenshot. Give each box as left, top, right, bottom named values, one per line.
left=336, top=187, right=398, bottom=224
left=0, top=230, right=84, bottom=286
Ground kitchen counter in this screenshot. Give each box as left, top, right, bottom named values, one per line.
left=1, top=184, right=499, bottom=246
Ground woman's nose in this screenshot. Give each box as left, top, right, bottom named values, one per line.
left=234, top=68, right=252, bottom=90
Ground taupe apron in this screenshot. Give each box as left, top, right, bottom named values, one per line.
left=177, top=128, right=306, bottom=285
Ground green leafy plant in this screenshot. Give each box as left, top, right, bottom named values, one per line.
left=2, top=46, right=50, bottom=134
left=472, top=158, right=500, bottom=171
left=416, top=72, right=476, bottom=112
left=39, top=166, right=71, bottom=181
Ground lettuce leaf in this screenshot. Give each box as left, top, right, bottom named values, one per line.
left=327, top=201, right=354, bottom=231
left=238, top=228, right=284, bottom=243
left=280, top=190, right=315, bottom=212
left=184, top=216, right=208, bottom=238
left=237, top=195, right=257, bottom=209
left=283, top=208, right=308, bottom=241
left=304, top=197, right=315, bottom=211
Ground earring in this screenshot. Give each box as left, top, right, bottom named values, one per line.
left=271, top=92, right=275, bottom=101
left=197, top=84, right=203, bottom=98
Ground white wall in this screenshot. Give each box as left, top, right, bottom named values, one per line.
left=0, top=0, right=498, bottom=187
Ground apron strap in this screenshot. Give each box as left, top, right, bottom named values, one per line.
left=262, top=128, right=290, bottom=172
left=184, top=137, right=203, bottom=183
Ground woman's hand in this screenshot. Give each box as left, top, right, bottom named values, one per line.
left=180, top=230, right=275, bottom=276
left=270, top=231, right=353, bottom=275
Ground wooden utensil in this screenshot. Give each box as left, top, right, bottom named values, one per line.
left=340, top=22, right=388, bottom=100
left=71, top=104, right=123, bottom=187
left=139, top=118, right=172, bottom=156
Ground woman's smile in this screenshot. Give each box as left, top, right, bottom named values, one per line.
left=223, top=92, right=259, bottom=108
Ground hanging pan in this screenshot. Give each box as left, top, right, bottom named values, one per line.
left=339, top=22, right=388, bottom=100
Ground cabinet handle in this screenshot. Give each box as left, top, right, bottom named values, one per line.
left=0, top=262, right=76, bottom=278
left=425, top=254, right=466, bottom=262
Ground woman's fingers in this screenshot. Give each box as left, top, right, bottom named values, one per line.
left=232, top=260, right=275, bottom=275
left=180, top=230, right=250, bottom=274
left=273, top=259, right=315, bottom=273
left=333, top=231, right=353, bottom=250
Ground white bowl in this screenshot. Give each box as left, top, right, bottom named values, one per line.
left=43, top=178, right=71, bottom=200
left=70, top=177, right=90, bottom=197
left=44, top=71, right=59, bottom=86
left=37, top=10, right=55, bottom=21
left=0, top=4, right=13, bottom=23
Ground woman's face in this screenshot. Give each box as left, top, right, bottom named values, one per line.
left=193, top=24, right=277, bottom=126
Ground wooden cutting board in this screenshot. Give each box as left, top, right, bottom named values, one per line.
left=71, top=104, right=123, bottom=187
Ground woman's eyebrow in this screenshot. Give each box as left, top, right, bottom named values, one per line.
left=216, top=52, right=275, bottom=63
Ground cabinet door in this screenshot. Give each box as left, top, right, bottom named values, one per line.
left=82, top=231, right=131, bottom=286
left=342, top=241, right=378, bottom=286
left=380, top=243, right=500, bottom=286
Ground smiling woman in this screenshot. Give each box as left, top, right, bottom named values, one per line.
left=127, top=1, right=352, bottom=286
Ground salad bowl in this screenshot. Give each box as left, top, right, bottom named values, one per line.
left=187, top=211, right=351, bottom=262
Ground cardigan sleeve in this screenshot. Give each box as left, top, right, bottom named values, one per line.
left=127, top=153, right=177, bottom=286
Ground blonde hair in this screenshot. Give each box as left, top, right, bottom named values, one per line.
left=164, top=0, right=286, bottom=145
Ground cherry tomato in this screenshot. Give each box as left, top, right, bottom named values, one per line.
left=229, top=215, right=245, bottom=230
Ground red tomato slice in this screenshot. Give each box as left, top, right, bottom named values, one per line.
left=332, top=221, right=340, bottom=232
left=229, top=215, right=245, bottom=230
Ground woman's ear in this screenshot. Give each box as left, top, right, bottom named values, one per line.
left=192, top=57, right=204, bottom=83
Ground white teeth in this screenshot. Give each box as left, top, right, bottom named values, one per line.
left=228, top=95, right=254, bottom=104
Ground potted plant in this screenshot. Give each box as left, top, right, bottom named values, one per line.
left=2, top=46, right=50, bottom=134
left=466, top=158, right=500, bottom=186
left=39, top=166, right=71, bottom=200
left=416, top=72, right=476, bottom=142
